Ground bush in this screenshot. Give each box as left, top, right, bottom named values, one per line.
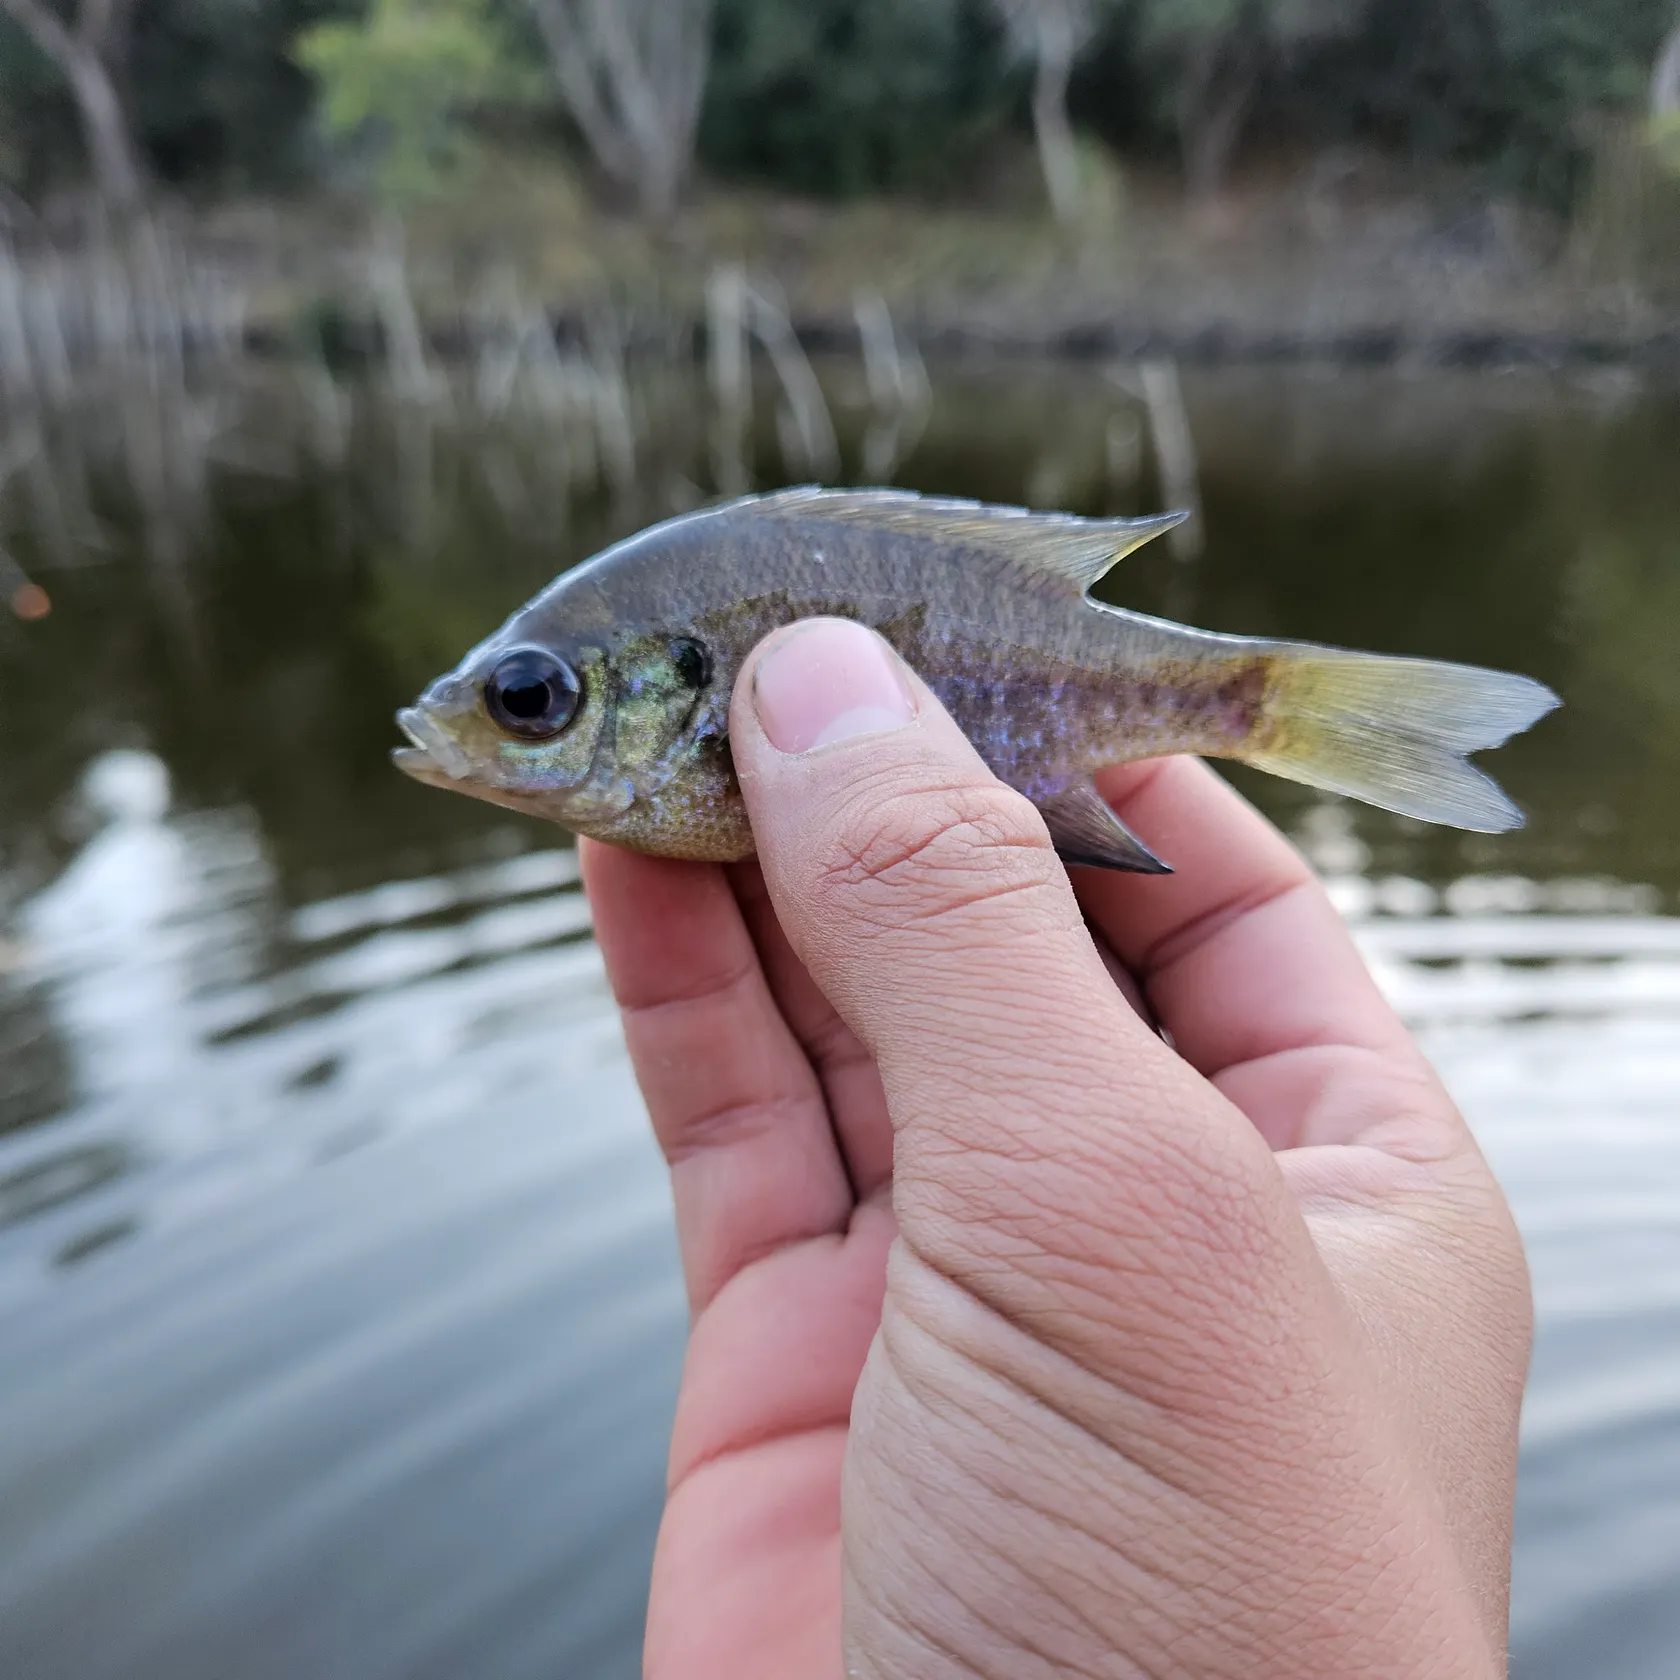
left=1276, top=0, right=1675, bottom=205
left=698, top=0, right=1018, bottom=196
left=295, top=0, right=521, bottom=198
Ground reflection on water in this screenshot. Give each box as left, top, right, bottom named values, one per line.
left=1385, top=954, right=1680, bottom=1680
left=0, top=753, right=679, bottom=1680
left=0, top=366, right=1677, bottom=1679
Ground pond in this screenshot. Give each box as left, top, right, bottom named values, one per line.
left=1, top=358, right=1677, bottom=1680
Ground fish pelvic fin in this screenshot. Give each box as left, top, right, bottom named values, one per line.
left=1040, top=780, right=1173, bottom=873
left=1243, top=648, right=1560, bottom=832
left=747, top=487, right=1187, bottom=594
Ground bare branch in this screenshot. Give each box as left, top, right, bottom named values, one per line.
left=988, top=0, right=1109, bottom=222
left=1654, top=13, right=1680, bottom=120
left=0, top=0, right=145, bottom=208
left=991, top=0, right=1104, bottom=61
left=527, top=0, right=712, bottom=220
left=530, top=0, right=639, bottom=187
left=77, top=0, right=137, bottom=52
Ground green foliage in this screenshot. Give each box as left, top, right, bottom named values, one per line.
left=1654, top=111, right=1680, bottom=177
left=698, top=0, right=1017, bottom=196
left=1483, top=0, right=1673, bottom=198
left=1133, top=0, right=1242, bottom=38
left=1100, top=0, right=1675, bottom=201
left=0, top=0, right=1675, bottom=210
left=133, top=0, right=362, bottom=189
left=1137, top=0, right=1353, bottom=38
left=1309, top=0, right=1670, bottom=202
left=0, top=0, right=362, bottom=197
left=295, top=0, right=518, bottom=198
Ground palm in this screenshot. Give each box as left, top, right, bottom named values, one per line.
left=582, top=849, right=898, bottom=1680
left=583, top=755, right=1521, bottom=1676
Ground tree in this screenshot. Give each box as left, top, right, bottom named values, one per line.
left=526, top=0, right=711, bottom=219
left=700, top=0, right=1013, bottom=198
left=1653, top=8, right=1680, bottom=117
left=0, top=0, right=143, bottom=209
left=1139, top=0, right=1364, bottom=198
left=296, top=0, right=508, bottom=200
left=134, top=0, right=362, bottom=191
left=1652, top=8, right=1680, bottom=169
left=990, top=0, right=1110, bottom=224
left=1657, top=12, right=1680, bottom=108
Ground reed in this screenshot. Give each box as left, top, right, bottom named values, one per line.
left=0, top=223, right=973, bottom=633
left=853, top=290, right=931, bottom=483
left=1106, top=357, right=1204, bottom=562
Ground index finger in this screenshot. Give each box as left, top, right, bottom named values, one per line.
left=580, top=838, right=854, bottom=1312
left=1077, top=758, right=1450, bottom=1153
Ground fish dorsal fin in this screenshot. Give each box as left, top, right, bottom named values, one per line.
left=1040, top=780, right=1172, bottom=874
left=743, top=487, right=1187, bottom=595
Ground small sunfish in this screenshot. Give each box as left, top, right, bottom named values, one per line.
left=393, top=488, right=1559, bottom=873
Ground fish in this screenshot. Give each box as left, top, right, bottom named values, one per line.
left=393, top=487, right=1559, bottom=873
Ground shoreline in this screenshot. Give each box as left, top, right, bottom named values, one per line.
left=10, top=163, right=1680, bottom=383
left=242, top=307, right=1680, bottom=377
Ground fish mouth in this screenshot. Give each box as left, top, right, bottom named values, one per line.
left=393, top=706, right=470, bottom=783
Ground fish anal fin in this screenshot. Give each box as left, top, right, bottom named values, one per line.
left=1039, top=780, right=1172, bottom=875
left=746, top=487, right=1187, bottom=594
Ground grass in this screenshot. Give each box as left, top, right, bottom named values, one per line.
left=173, top=132, right=1680, bottom=355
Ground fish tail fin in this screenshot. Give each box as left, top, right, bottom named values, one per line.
left=1242, top=647, right=1559, bottom=832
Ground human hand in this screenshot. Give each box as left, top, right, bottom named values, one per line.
left=580, top=617, right=1531, bottom=1680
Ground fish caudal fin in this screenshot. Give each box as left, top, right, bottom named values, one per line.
left=1244, top=649, right=1559, bottom=832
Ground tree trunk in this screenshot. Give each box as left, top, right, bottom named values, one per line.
left=527, top=0, right=709, bottom=224
left=1031, top=9, right=1082, bottom=225
left=1178, top=27, right=1257, bottom=201
left=635, top=144, right=681, bottom=224
left=1654, top=15, right=1680, bottom=120
left=0, top=0, right=144, bottom=211
left=64, top=47, right=144, bottom=211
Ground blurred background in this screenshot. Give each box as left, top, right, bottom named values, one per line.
left=1, top=3, right=1679, bottom=1677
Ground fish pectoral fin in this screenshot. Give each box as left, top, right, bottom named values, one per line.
left=1039, top=780, right=1172, bottom=875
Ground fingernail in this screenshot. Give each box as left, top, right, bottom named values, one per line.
left=753, top=618, right=917, bottom=754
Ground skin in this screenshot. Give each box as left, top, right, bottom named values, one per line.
left=581, top=617, right=1532, bottom=1680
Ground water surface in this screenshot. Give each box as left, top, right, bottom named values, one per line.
left=1, top=362, right=1677, bottom=1678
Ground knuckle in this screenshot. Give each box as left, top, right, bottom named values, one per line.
left=815, top=774, right=1062, bottom=928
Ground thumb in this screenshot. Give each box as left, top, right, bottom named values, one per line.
left=730, top=617, right=1306, bottom=1382
left=733, top=614, right=1115, bottom=1068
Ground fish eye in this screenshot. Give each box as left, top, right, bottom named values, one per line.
left=484, top=647, right=581, bottom=740
left=671, top=637, right=710, bottom=689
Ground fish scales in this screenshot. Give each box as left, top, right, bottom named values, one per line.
left=394, top=488, right=1559, bottom=873
left=603, top=509, right=1270, bottom=791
